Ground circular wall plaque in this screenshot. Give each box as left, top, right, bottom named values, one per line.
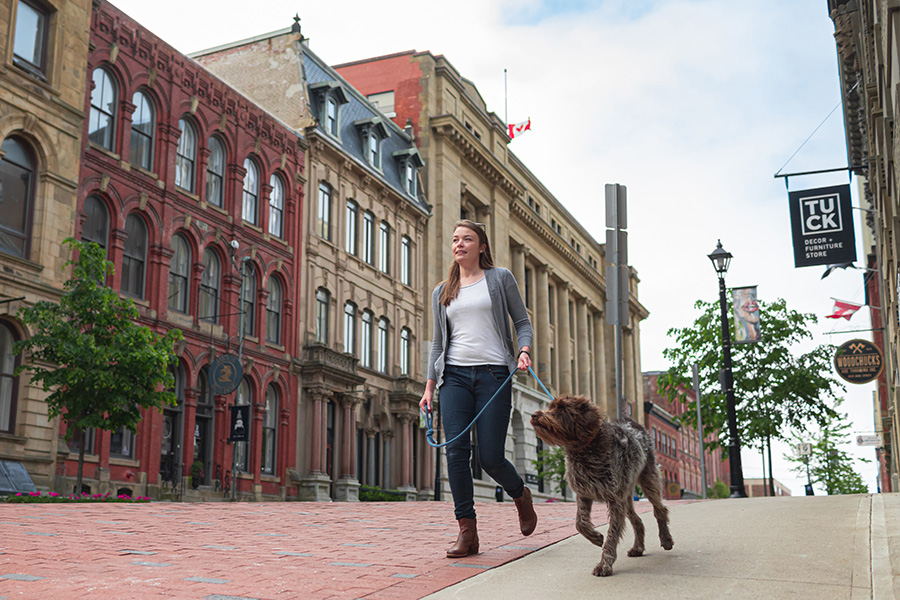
left=833, top=339, right=883, bottom=384
left=209, top=354, right=243, bottom=395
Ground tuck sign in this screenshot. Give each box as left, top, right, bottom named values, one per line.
left=801, top=193, right=842, bottom=235
left=789, top=184, right=857, bottom=268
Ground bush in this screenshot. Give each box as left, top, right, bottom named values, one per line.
left=358, top=486, right=405, bottom=501
left=2, top=491, right=150, bottom=503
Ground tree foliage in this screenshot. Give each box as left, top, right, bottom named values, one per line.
left=785, top=400, right=870, bottom=495
left=658, top=298, right=842, bottom=456
left=533, top=447, right=568, bottom=496
left=14, top=239, right=181, bottom=491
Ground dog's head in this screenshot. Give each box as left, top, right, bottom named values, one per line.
left=531, top=395, right=604, bottom=448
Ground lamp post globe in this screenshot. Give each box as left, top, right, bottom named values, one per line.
left=708, top=240, right=747, bottom=498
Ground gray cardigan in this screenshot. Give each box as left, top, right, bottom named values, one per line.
left=427, top=267, right=534, bottom=389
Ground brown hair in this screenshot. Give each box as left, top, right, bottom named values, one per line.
left=439, top=220, right=494, bottom=306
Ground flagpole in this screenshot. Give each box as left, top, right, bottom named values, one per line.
left=504, top=68, right=508, bottom=126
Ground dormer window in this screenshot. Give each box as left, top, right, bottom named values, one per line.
left=326, top=97, right=338, bottom=135
left=354, top=117, right=391, bottom=170
left=392, top=147, right=424, bottom=198
left=310, top=80, right=349, bottom=139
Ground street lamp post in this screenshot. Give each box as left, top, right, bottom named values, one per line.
left=708, top=240, right=747, bottom=498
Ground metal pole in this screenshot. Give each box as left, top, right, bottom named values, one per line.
left=693, top=363, right=707, bottom=499
left=718, top=274, right=747, bottom=498
left=231, top=257, right=249, bottom=501
left=615, top=319, right=623, bottom=420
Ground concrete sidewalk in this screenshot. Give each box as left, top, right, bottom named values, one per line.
left=424, top=494, right=900, bottom=600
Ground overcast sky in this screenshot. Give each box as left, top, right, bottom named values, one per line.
left=108, top=0, right=882, bottom=495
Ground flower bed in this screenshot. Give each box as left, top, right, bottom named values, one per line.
left=1, top=491, right=150, bottom=503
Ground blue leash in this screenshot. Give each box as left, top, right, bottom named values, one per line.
left=423, top=365, right=554, bottom=448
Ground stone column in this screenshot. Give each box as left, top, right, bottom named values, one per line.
left=334, top=395, right=361, bottom=501
left=576, top=299, right=590, bottom=396
left=299, top=389, right=333, bottom=501
left=536, top=266, right=551, bottom=386
left=367, top=431, right=376, bottom=486
left=511, top=245, right=526, bottom=297
left=557, top=284, right=571, bottom=394
left=593, top=311, right=608, bottom=413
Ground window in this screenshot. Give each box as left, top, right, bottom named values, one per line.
left=0, top=322, right=20, bottom=433
left=400, top=235, right=411, bottom=286
left=362, top=211, right=374, bottom=265
left=317, top=182, right=331, bottom=241
left=168, top=234, right=190, bottom=313
left=206, top=137, right=225, bottom=207
left=262, top=385, right=278, bottom=475
left=130, top=91, right=154, bottom=170
left=366, top=91, right=395, bottom=116
left=13, top=0, right=48, bottom=76
left=378, top=222, right=390, bottom=274
left=325, top=97, right=338, bottom=136
left=121, top=214, right=147, bottom=298
left=400, top=327, right=411, bottom=376
left=366, top=132, right=380, bottom=167
left=524, top=266, right=532, bottom=309
left=377, top=317, right=389, bottom=373
left=199, top=249, right=220, bottom=323
left=175, top=119, right=196, bottom=192
left=268, top=174, right=285, bottom=238
left=234, top=378, right=251, bottom=472
left=109, top=426, right=134, bottom=459
left=266, top=277, right=282, bottom=345
left=343, top=302, right=356, bottom=355
left=361, top=310, right=373, bottom=368
left=0, top=137, right=34, bottom=258
left=405, top=160, right=417, bottom=196
left=242, top=158, right=259, bottom=225
left=81, top=195, right=109, bottom=254
left=315, top=288, right=330, bottom=344
left=241, top=266, right=257, bottom=337
left=345, top=200, right=358, bottom=256
left=89, top=68, right=116, bottom=150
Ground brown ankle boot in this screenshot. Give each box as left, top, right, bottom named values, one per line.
left=514, top=486, right=537, bottom=536
left=446, top=517, right=479, bottom=558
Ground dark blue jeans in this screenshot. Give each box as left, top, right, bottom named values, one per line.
left=440, top=364, right=526, bottom=520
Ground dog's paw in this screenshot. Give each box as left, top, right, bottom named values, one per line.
left=626, top=547, right=644, bottom=557
left=592, top=562, right=614, bottom=577
left=661, top=536, right=674, bottom=551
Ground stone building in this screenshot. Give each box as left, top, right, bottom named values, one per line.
left=335, top=51, right=649, bottom=501
left=828, top=0, right=897, bottom=492
left=65, top=0, right=306, bottom=500
left=643, top=372, right=729, bottom=499
left=0, top=0, right=91, bottom=489
left=193, top=24, right=432, bottom=501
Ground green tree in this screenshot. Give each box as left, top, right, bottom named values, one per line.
left=659, top=298, right=842, bottom=493
left=14, top=239, right=181, bottom=493
left=786, top=400, right=870, bottom=495
left=533, top=447, right=567, bottom=497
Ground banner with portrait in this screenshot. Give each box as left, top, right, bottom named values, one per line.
left=731, top=286, right=760, bottom=343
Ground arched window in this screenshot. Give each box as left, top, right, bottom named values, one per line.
left=343, top=302, right=356, bottom=355
left=400, top=327, right=411, bottom=376
left=261, top=385, right=278, bottom=475
left=199, top=249, right=220, bottom=323
left=315, top=288, right=330, bottom=344
left=377, top=317, right=389, bottom=373
left=206, top=136, right=225, bottom=207
left=266, top=276, right=282, bottom=345
left=175, top=119, right=197, bottom=192
left=0, top=322, right=20, bottom=433
left=168, top=234, right=190, bottom=313
left=0, top=137, right=35, bottom=258
left=81, top=195, right=109, bottom=254
left=242, top=158, right=259, bottom=225
left=234, top=378, right=251, bottom=473
left=241, top=266, right=257, bottom=337
left=361, top=310, right=373, bottom=369
left=89, top=67, right=116, bottom=150
left=130, top=91, right=154, bottom=170
left=121, top=214, right=147, bottom=298
left=269, top=174, right=285, bottom=238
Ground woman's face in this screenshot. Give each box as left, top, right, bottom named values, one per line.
left=735, top=290, right=759, bottom=323
left=452, top=226, right=484, bottom=268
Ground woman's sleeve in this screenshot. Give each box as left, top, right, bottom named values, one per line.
left=426, top=287, right=443, bottom=382
left=504, top=269, right=533, bottom=349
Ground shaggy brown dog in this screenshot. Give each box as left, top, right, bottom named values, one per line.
left=531, top=395, right=674, bottom=577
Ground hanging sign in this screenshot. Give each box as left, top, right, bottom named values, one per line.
left=788, top=184, right=856, bottom=267
left=228, top=405, right=250, bottom=442
left=209, top=354, right=242, bottom=395
left=833, top=339, right=883, bottom=384
left=731, top=286, right=761, bottom=343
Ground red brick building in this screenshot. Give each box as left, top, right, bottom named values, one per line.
left=643, top=372, right=729, bottom=499
left=63, top=0, right=306, bottom=500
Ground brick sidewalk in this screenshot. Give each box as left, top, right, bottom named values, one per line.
left=0, top=499, right=691, bottom=599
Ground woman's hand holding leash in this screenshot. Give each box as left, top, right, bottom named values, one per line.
left=517, top=347, right=532, bottom=371
left=420, top=380, right=437, bottom=413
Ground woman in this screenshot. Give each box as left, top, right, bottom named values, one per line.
left=419, top=220, right=537, bottom=558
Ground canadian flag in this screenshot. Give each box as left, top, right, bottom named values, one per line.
left=508, top=118, right=531, bottom=139
left=826, top=300, right=863, bottom=320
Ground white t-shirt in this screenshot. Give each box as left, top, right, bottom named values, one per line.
left=445, top=277, right=509, bottom=366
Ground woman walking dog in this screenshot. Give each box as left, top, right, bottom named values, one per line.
left=419, top=219, right=537, bottom=558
